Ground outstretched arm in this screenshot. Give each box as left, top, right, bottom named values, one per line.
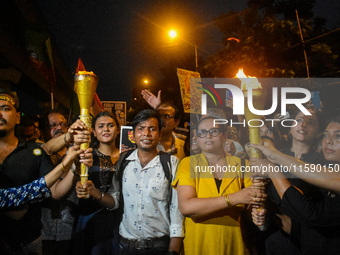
left=49, top=147, right=93, bottom=199
left=0, top=146, right=92, bottom=208
left=252, top=142, right=340, bottom=193
left=42, top=119, right=91, bottom=155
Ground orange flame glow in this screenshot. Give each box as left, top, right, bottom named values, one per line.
left=76, top=58, right=96, bottom=76
left=236, top=68, right=262, bottom=90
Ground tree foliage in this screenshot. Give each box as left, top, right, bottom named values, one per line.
left=203, top=0, right=339, bottom=78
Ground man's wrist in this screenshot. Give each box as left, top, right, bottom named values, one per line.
left=64, top=133, right=73, bottom=145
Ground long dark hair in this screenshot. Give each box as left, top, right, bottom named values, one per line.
left=90, top=111, right=120, bottom=149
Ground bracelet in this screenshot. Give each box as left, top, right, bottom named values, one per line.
left=98, top=191, right=104, bottom=201
left=64, top=133, right=73, bottom=145
left=224, top=194, right=232, bottom=208
left=61, top=162, right=67, bottom=173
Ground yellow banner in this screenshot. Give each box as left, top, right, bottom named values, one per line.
left=177, top=68, right=202, bottom=114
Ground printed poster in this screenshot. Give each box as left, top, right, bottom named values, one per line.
left=119, top=126, right=136, bottom=153
left=102, top=101, right=127, bottom=127
left=177, top=68, right=202, bottom=114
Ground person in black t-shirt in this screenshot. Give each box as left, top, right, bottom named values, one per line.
left=0, top=87, right=92, bottom=255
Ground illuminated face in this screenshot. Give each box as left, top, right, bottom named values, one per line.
left=191, top=128, right=201, bottom=155
left=133, top=117, right=160, bottom=152
left=0, top=97, right=20, bottom=137
left=322, top=122, right=340, bottom=162
left=197, top=118, right=226, bottom=154
left=290, top=110, right=319, bottom=144
left=93, top=116, right=118, bottom=144
left=157, top=105, right=178, bottom=135
left=260, top=125, right=275, bottom=140
left=48, top=113, right=68, bottom=139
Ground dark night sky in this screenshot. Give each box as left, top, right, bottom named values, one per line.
left=37, top=0, right=340, bottom=103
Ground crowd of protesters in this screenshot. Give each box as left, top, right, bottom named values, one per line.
left=1, top=85, right=340, bottom=255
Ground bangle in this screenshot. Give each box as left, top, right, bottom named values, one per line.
left=98, top=191, right=104, bottom=201
left=224, top=194, right=232, bottom=208
left=61, top=162, right=67, bottom=173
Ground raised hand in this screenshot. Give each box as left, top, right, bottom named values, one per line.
left=141, top=90, right=161, bottom=109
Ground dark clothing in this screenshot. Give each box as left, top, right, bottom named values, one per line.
left=282, top=186, right=340, bottom=227
left=41, top=152, right=78, bottom=247
left=281, top=186, right=340, bottom=254
left=0, top=140, right=54, bottom=253
left=267, top=147, right=324, bottom=207
left=264, top=148, right=325, bottom=255
left=71, top=149, right=119, bottom=255
left=119, top=236, right=169, bottom=255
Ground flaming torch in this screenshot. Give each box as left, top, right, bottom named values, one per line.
left=74, top=70, right=98, bottom=186
left=237, top=68, right=266, bottom=230
left=236, top=68, right=265, bottom=157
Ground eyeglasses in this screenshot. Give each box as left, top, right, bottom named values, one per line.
left=196, top=128, right=222, bottom=138
left=49, top=122, right=68, bottom=128
left=160, top=114, right=175, bottom=119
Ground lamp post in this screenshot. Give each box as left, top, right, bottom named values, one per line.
left=168, top=29, right=198, bottom=72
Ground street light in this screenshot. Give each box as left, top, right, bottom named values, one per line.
left=168, top=29, right=177, bottom=40
left=167, top=29, right=198, bottom=72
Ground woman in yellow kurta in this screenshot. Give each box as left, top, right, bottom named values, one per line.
left=173, top=117, right=266, bottom=255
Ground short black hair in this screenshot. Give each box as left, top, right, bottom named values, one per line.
left=156, top=102, right=181, bottom=120
left=197, top=116, right=227, bottom=133
left=132, top=109, right=163, bottom=132
left=0, top=86, right=19, bottom=110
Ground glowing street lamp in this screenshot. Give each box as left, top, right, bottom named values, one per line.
left=167, top=29, right=198, bottom=72
left=168, top=29, right=177, bottom=40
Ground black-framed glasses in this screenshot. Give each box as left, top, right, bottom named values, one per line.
left=196, top=128, right=221, bottom=138
left=160, top=114, right=175, bottom=119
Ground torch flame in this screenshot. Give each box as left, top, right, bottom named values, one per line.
left=236, top=68, right=262, bottom=91
left=75, top=58, right=96, bottom=76
left=77, top=70, right=96, bottom=76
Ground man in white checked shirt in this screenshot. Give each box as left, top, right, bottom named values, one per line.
left=118, top=109, right=184, bottom=255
